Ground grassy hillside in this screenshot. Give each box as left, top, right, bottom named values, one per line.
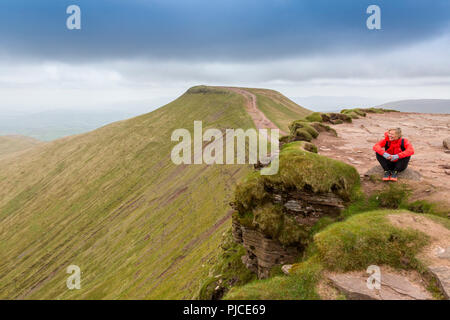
left=0, top=86, right=309, bottom=299
left=0, top=135, right=41, bottom=157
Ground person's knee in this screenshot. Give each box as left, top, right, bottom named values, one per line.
left=395, top=157, right=410, bottom=172
left=375, top=153, right=385, bottom=162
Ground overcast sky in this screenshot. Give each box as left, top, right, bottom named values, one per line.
left=0, top=0, right=449, bottom=114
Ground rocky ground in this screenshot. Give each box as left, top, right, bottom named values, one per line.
left=311, top=112, right=450, bottom=299
left=314, top=112, right=450, bottom=210
left=321, top=212, right=450, bottom=300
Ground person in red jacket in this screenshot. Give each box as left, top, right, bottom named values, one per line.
left=373, top=128, right=414, bottom=181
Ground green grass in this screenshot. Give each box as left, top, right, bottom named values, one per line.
left=234, top=140, right=360, bottom=215
left=304, top=112, right=323, bottom=123
left=341, top=183, right=449, bottom=220
left=424, top=214, right=450, bottom=230
left=289, top=120, right=319, bottom=139
left=208, top=108, right=448, bottom=300
left=0, top=86, right=310, bottom=299
left=244, top=88, right=311, bottom=133
left=314, top=210, right=429, bottom=271
left=197, top=229, right=256, bottom=300
left=281, top=141, right=318, bottom=153
left=232, top=141, right=360, bottom=249
left=224, top=209, right=434, bottom=300
left=224, top=257, right=323, bottom=300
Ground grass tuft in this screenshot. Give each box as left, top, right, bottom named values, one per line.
left=314, top=210, right=429, bottom=271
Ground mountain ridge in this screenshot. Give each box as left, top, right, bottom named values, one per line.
left=0, top=85, right=311, bottom=299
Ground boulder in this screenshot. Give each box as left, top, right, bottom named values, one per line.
left=365, top=166, right=421, bottom=181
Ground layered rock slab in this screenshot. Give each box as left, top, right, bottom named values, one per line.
left=428, top=266, right=450, bottom=299
left=233, top=222, right=300, bottom=279
left=328, top=270, right=432, bottom=300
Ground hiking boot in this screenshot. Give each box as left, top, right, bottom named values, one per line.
left=383, top=171, right=391, bottom=181
left=390, top=171, right=398, bottom=182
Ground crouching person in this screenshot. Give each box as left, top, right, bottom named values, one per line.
left=373, top=128, right=414, bottom=181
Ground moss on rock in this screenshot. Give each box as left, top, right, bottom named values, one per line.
left=234, top=141, right=360, bottom=213
left=341, top=108, right=367, bottom=118
left=240, top=202, right=311, bottom=247
left=304, top=112, right=323, bottom=123
left=281, top=141, right=317, bottom=153
left=279, top=135, right=292, bottom=145
left=278, top=214, right=310, bottom=246
left=309, top=122, right=338, bottom=137
left=289, top=120, right=319, bottom=140
left=198, top=229, right=256, bottom=300
left=252, top=203, right=285, bottom=240
left=294, top=128, right=313, bottom=142
left=321, top=113, right=352, bottom=124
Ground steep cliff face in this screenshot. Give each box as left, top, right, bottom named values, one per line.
left=232, top=221, right=301, bottom=279
left=231, top=141, right=361, bottom=279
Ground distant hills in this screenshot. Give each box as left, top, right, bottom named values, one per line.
left=292, top=97, right=449, bottom=114
left=292, top=96, right=384, bottom=113
left=375, top=99, right=450, bottom=114
left=0, top=135, right=41, bottom=157
left=1, top=97, right=447, bottom=143
left=0, top=109, right=148, bottom=141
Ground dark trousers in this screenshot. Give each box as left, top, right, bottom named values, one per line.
left=376, top=153, right=410, bottom=172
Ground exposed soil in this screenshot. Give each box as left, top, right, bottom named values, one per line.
left=223, top=87, right=287, bottom=135
left=313, top=112, right=450, bottom=210
left=388, top=212, right=450, bottom=268
left=316, top=278, right=342, bottom=300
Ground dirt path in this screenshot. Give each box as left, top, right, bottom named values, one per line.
left=388, top=213, right=450, bottom=268
left=313, top=112, right=450, bottom=209
left=222, top=87, right=287, bottom=135
left=388, top=212, right=450, bottom=298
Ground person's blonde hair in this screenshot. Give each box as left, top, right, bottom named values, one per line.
left=388, top=128, right=402, bottom=138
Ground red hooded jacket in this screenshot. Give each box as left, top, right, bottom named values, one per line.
left=373, top=132, right=414, bottom=160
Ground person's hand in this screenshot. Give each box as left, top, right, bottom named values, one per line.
left=383, top=152, right=391, bottom=159
left=390, top=154, right=399, bottom=161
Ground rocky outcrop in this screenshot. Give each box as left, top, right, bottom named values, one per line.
left=273, top=190, right=344, bottom=225
left=231, top=186, right=348, bottom=279
left=320, top=112, right=352, bottom=124
left=232, top=223, right=300, bottom=278
left=230, top=122, right=360, bottom=280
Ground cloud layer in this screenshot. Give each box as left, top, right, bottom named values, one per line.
left=0, top=0, right=449, bottom=113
